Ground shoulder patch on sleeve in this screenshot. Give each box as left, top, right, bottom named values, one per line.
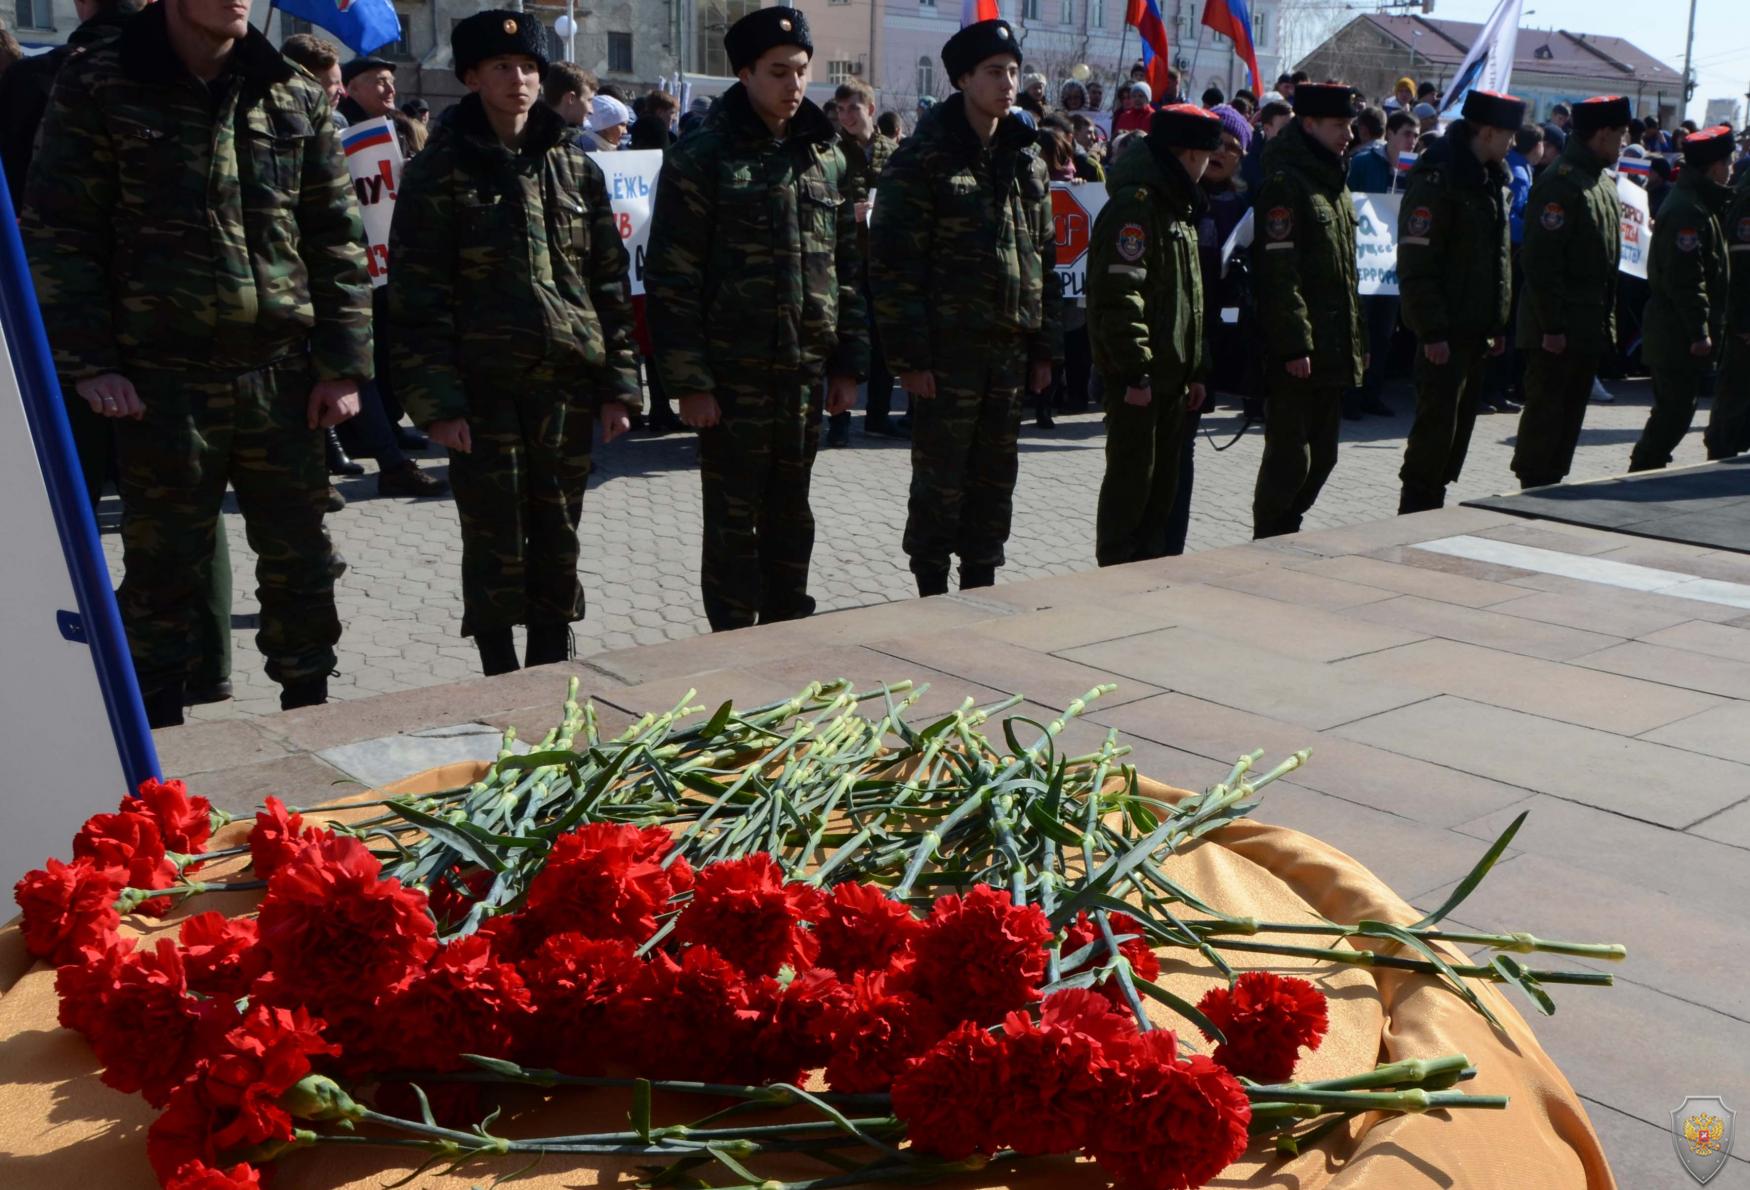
left=1676, top=227, right=1701, bottom=253
left=1736, top=215, right=1750, bottom=244
left=1265, top=205, right=1293, bottom=240
left=1407, top=205, right=1433, bottom=238
left=1116, top=222, right=1147, bottom=261
left=1539, top=201, right=1566, bottom=232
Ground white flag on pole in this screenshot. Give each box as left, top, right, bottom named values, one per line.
left=1438, top=0, right=1525, bottom=116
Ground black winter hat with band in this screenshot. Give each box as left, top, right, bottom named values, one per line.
left=1683, top=125, right=1736, bottom=168
left=942, top=19, right=1022, bottom=87
left=1149, top=104, right=1224, bottom=150
left=1572, top=95, right=1633, bottom=135
left=724, top=7, right=813, bottom=74
left=1461, top=90, right=1527, bottom=130
left=452, top=10, right=550, bottom=81
left=1290, top=82, right=1356, bottom=119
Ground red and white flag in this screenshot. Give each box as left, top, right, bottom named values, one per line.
left=961, top=0, right=1000, bottom=25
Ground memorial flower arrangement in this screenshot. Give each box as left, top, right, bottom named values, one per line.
left=14, top=679, right=1626, bottom=1190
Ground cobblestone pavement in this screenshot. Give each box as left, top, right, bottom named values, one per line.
left=99, top=375, right=1715, bottom=719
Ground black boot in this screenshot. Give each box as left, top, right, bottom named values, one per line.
left=280, top=676, right=328, bottom=711
left=143, top=684, right=185, bottom=729
left=826, top=413, right=851, bottom=448
left=525, top=623, right=573, bottom=667
left=959, top=563, right=996, bottom=590
left=475, top=627, right=520, bottom=676
left=326, top=429, right=364, bottom=476
left=915, top=569, right=950, bottom=597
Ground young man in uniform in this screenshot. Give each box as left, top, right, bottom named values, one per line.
left=1707, top=166, right=1750, bottom=460
left=1086, top=104, right=1221, bottom=565
left=645, top=7, right=867, bottom=631
left=825, top=77, right=900, bottom=446
left=1629, top=125, right=1736, bottom=471
left=870, top=18, right=1061, bottom=595
left=1395, top=89, right=1524, bottom=514
left=1249, top=81, right=1365, bottom=539
left=387, top=10, right=640, bottom=675
left=1510, top=95, right=1628, bottom=489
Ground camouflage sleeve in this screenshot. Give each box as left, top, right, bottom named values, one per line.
left=1395, top=173, right=1453, bottom=342
left=385, top=149, right=467, bottom=426
left=1730, top=195, right=1750, bottom=332
left=867, top=139, right=933, bottom=375
left=1084, top=195, right=1155, bottom=383
left=581, top=157, right=642, bottom=412
left=1651, top=207, right=1713, bottom=347
left=298, top=89, right=374, bottom=382
left=19, top=61, right=120, bottom=383
left=1250, top=173, right=1315, bottom=360
left=1031, top=161, right=1064, bottom=365
left=827, top=149, right=870, bottom=381
left=644, top=137, right=716, bottom=397
left=1518, top=178, right=1572, bottom=335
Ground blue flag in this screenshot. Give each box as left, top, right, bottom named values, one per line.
left=273, top=0, right=401, bottom=57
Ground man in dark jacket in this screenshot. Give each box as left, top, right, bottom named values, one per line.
left=826, top=77, right=899, bottom=446
left=1249, top=82, right=1365, bottom=539
left=1706, top=171, right=1750, bottom=460
left=645, top=7, right=868, bottom=631
left=1395, top=89, right=1523, bottom=514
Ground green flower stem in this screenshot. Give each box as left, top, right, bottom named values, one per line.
left=1242, top=1088, right=1507, bottom=1113
left=1178, top=919, right=1626, bottom=962
left=1195, top=936, right=1615, bottom=985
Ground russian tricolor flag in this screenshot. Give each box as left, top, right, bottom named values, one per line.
left=961, top=0, right=999, bottom=24
left=1127, top=0, right=1173, bottom=100
left=342, top=122, right=395, bottom=157
left=1617, top=156, right=1652, bottom=177
left=1397, top=150, right=1418, bottom=173
left=1201, top=0, right=1261, bottom=96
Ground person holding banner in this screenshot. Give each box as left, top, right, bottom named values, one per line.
left=827, top=78, right=900, bottom=446
left=386, top=11, right=640, bottom=676
left=1629, top=126, right=1737, bottom=473
left=1510, top=95, right=1629, bottom=490
left=1395, top=90, right=1523, bottom=515
left=1706, top=174, right=1750, bottom=461
left=645, top=7, right=867, bottom=631
left=1248, top=82, right=1366, bottom=540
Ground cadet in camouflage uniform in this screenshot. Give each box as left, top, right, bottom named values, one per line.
left=1395, top=90, right=1523, bottom=514
left=23, top=0, right=371, bottom=727
left=1630, top=126, right=1736, bottom=471
left=1707, top=168, right=1750, bottom=460
left=1510, top=95, right=1627, bottom=489
left=1249, top=82, right=1365, bottom=540
left=826, top=77, right=899, bottom=446
left=869, top=19, right=1062, bottom=594
left=387, top=12, right=639, bottom=677
left=1086, top=105, right=1220, bottom=566
left=645, top=8, right=867, bottom=632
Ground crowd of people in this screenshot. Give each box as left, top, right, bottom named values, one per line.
left=5, top=0, right=1747, bottom=729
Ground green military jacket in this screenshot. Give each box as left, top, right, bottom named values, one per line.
left=1397, top=124, right=1511, bottom=346
left=1085, top=136, right=1205, bottom=391
left=868, top=93, right=1064, bottom=372
left=1717, top=175, right=1750, bottom=337
left=838, top=126, right=895, bottom=285
left=1516, top=136, right=1621, bottom=351
left=21, top=2, right=371, bottom=383
left=644, top=84, right=868, bottom=398
left=1251, top=119, right=1364, bottom=386
left=1642, top=167, right=1733, bottom=368
left=386, top=96, right=639, bottom=426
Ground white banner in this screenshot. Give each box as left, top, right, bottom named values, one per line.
left=1354, top=192, right=1401, bottom=296
left=597, top=149, right=663, bottom=295
left=1617, top=174, right=1651, bottom=280
left=1439, top=0, right=1525, bottom=117
left=342, top=117, right=403, bottom=289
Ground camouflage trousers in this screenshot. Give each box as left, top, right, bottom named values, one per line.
left=1096, top=377, right=1186, bottom=567
left=447, top=379, right=593, bottom=636
left=904, top=344, right=1026, bottom=582
left=1399, top=341, right=1486, bottom=514
left=113, top=358, right=337, bottom=694
left=1706, top=337, right=1750, bottom=460
left=697, top=370, right=822, bottom=632
left=1252, top=374, right=1343, bottom=540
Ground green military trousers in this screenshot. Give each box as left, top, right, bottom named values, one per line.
left=697, top=369, right=822, bottom=632
left=904, top=343, right=1025, bottom=587
left=1512, top=347, right=1601, bottom=488
left=447, top=377, right=593, bottom=638
left=113, top=359, right=336, bottom=696
left=1252, top=372, right=1343, bottom=540
left=1630, top=356, right=1712, bottom=472
left=1399, top=342, right=1487, bottom=514
left=1096, top=378, right=1186, bottom=567
left=1706, top=337, right=1750, bottom=460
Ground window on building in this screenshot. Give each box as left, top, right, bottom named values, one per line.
left=1253, top=9, right=1269, bottom=48
left=388, top=10, right=414, bottom=60
left=609, top=31, right=634, bottom=73
left=1061, top=1, right=1073, bottom=23
left=283, top=16, right=313, bottom=37
left=698, top=0, right=760, bottom=75
left=14, top=0, right=50, bottom=29
left=919, top=0, right=935, bottom=8
left=829, top=59, right=856, bottom=85
left=917, top=55, right=935, bottom=97
left=1088, top=0, right=1104, bottom=26
left=1021, top=0, right=1041, bottom=19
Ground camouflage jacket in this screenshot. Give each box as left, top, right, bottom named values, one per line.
left=385, top=95, right=640, bottom=425
left=868, top=93, right=1063, bottom=373
left=838, top=126, right=895, bottom=283
left=1515, top=136, right=1621, bottom=352
left=1642, top=168, right=1732, bottom=368
left=1251, top=119, right=1363, bottom=386
left=1727, top=176, right=1750, bottom=335
left=21, top=2, right=371, bottom=382
left=1085, top=137, right=1206, bottom=390
left=1396, top=125, right=1511, bottom=346
left=644, top=84, right=868, bottom=397
left=0, top=9, right=132, bottom=208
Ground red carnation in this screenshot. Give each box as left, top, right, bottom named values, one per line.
left=85, top=939, right=207, bottom=1106
left=134, top=777, right=215, bottom=855
left=73, top=809, right=177, bottom=913
left=254, top=833, right=436, bottom=1011
left=1063, top=911, right=1162, bottom=1009
left=755, top=966, right=851, bottom=1082
left=820, top=969, right=946, bottom=1093
left=247, top=797, right=327, bottom=881
left=674, top=853, right=824, bottom=977
left=15, top=856, right=127, bottom=965
left=1090, top=1030, right=1251, bottom=1190
left=519, top=933, right=641, bottom=1073
left=615, top=946, right=765, bottom=1083
left=525, top=822, right=691, bottom=946
left=427, top=865, right=494, bottom=927
left=908, top=885, right=1052, bottom=1026
left=164, top=1160, right=262, bottom=1190
left=992, top=989, right=1140, bottom=1154
left=381, top=934, right=531, bottom=1072
left=1196, top=971, right=1329, bottom=1083
left=814, top=881, right=924, bottom=977
left=54, top=932, right=136, bottom=1037
left=891, top=1021, right=1008, bottom=1160
left=179, top=913, right=266, bottom=1001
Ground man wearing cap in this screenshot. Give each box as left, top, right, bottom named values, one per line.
left=1510, top=95, right=1628, bottom=489
left=645, top=7, right=867, bottom=631
left=1629, top=125, right=1736, bottom=471
left=869, top=17, right=1062, bottom=595
left=1086, top=104, right=1220, bottom=565
left=1707, top=167, right=1750, bottom=459
left=1248, top=82, right=1365, bottom=539
left=386, top=9, right=640, bottom=675
left=1394, top=90, right=1522, bottom=514
left=340, top=55, right=418, bottom=157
